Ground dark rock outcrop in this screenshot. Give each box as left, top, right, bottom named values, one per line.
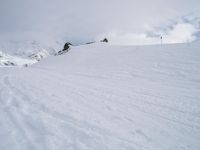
left=57, top=42, right=72, bottom=55
left=85, top=42, right=95, bottom=45
left=3, top=61, right=16, bottom=66
left=101, top=38, right=108, bottom=43
left=63, top=42, right=72, bottom=50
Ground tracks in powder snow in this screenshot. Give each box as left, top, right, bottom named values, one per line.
left=1, top=43, right=200, bottom=150
left=34, top=67, right=200, bottom=131
left=0, top=75, right=40, bottom=150
left=1, top=64, right=200, bottom=149
left=0, top=74, right=126, bottom=150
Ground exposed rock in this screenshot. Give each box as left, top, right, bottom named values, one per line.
left=3, top=61, right=16, bottom=66
left=101, top=38, right=108, bottom=43
left=85, top=42, right=95, bottom=45
left=63, top=42, right=72, bottom=50
left=57, top=42, right=72, bottom=55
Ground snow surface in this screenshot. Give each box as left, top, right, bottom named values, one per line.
left=0, top=42, right=200, bottom=150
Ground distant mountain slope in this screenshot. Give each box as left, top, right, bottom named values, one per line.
left=0, top=40, right=59, bottom=66
left=0, top=42, right=200, bottom=150
left=0, top=40, right=58, bottom=55
left=0, top=51, right=36, bottom=66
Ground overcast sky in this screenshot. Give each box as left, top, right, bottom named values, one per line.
left=0, top=0, right=200, bottom=46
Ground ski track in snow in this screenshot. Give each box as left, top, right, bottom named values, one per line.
left=0, top=43, right=200, bottom=150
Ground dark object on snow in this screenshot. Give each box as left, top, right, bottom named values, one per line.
left=57, top=42, right=72, bottom=55
left=63, top=42, right=72, bottom=51
left=3, top=61, right=15, bottom=66
left=101, top=38, right=108, bottom=43
left=86, top=42, right=95, bottom=45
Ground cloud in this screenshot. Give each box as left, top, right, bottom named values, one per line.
left=101, top=18, right=200, bottom=45
left=0, top=0, right=200, bottom=47
left=164, top=23, right=198, bottom=43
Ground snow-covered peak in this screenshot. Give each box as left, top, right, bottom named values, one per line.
left=0, top=40, right=62, bottom=67
left=0, top=51, right=36, bottom=67
left=0, top=40, right=59, bottom=56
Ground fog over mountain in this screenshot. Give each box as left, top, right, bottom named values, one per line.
left=0, top=0, right=200, bottom=48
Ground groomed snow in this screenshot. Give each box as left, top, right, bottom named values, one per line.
left=0, top=42, right=200, bottom=150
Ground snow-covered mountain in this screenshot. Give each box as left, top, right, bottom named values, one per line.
left=0, top=51, right=36, bottom=66
left=0, top=40, right=58, bottom=55
left=0, top=42, right=200, bottom=150
left=0, top=40, right=61, bottom=66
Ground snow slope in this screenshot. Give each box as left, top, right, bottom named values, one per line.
left=0, top=42, right=200, bottom=150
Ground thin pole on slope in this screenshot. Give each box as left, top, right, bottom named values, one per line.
left=160, top=36, right=163, bottom=47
